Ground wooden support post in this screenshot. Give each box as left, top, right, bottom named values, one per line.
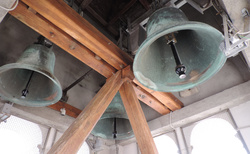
left=21, top=0, right=133, bottom=70
left=48, top=70, right=124, bottom=154
left=119, top=81, right=158, bottom=154
left=134, top=80, right=184, bottom=111
left=122, top=66, right=183, bottom=111
left=132, top=84, right=170, bottom=115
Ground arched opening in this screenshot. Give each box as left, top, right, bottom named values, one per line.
left=0, top=115, right=43, bottom=154
left=77, top=141, right=90, bottom=154
left=154, top=134, right=179, bottom=154
left=190, top=118, right=247, bottom=154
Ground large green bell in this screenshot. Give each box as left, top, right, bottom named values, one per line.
left=91, top=92, right=134, bottom=140
left=0, top=44, right=62, bottom=107
left=133, top=7, right=226, bottom=92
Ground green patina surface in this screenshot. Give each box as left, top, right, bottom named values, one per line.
left=133, top=7, right=226, bottom=92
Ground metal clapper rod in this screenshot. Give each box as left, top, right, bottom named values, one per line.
left=21, top=71, right=34, bottom=98
left=165, top=33, right=186, bottom=79
left=113, top=118, right=117, bottom=139
left=61, top=69, right=93, bottom=102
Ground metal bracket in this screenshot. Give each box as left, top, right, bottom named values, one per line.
left=165, top=0, right=211, bottom=14
left=242, top=8, right=249, bottom=17
left=221, top=13, right=250, bottom=58
left=0, top=103, right=13, bottom=123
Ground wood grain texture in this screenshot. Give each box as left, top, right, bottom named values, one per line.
left=48, top=101, right=81, bottom=118
left=48, top=70, right=124, bottom=154
left=122, top=66, right=183, bottom=111
left=119, top=81, right=158, bottom=154
left=132, top=84, right=170, bottom=115
left=21, top=0, right=133, bottom=70
left=122, top=66, right=171, bottom=114
left=9, top=2, right=115, bottom=78
left=134, top=79, right=184, bottom=111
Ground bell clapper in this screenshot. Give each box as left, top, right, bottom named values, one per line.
left=21, top=71, right=34, bottom=98
left=112, top=117, right=117, bottom=139
left=165, top=33, right=186, bottom=79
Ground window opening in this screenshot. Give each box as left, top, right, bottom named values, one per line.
left=154, top=134, right=179, bottom=154
left=0, top=115, right=43, bottom=154
left=190, top=118, right=247, bottom=154
left=77, top=141, right=90, bottom=154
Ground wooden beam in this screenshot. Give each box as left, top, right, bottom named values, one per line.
left=119, top=81, right=158, bottom=154
left=48, top=70, right=124, bottom=154
left=122, top=66, right=183, bottom=111
left=139, top=0, right=150, bottom=10
left=80, top=0, right=93, bottom=10
left=134, top=79, right=184, bottom=111
left=48, top=101, right=81, bottom=118
left=108, top=0, right=137, bottom=25
left=132, top=84, right=170, bottom=115
left=9, top=1, right=115, bottom=78
left=49, top=85, right=171, bottom=118
left=122, top=66, right=171, bottom=114
left=21, top=0, right=133, bottom=70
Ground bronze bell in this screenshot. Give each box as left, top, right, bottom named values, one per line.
left=133, top=7, right=227, bottom=92
left=0, top=38, right=62, bottom=107
left=91, top=92, right=134, bottom=140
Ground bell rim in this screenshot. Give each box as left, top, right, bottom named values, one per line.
left=91, top=118, right=134, bottom=140
left=133, top=22, right=227, bottom=92
left=0, top=63, right=62, bottom=107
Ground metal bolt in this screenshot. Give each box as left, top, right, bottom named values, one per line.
left=119, top=64, right=124, bottom=68
left=95, top=55, right=102, bottom=60
left=139, top=94, right=145, bottom=99
left=50, top=32, right=55, bottom=38
left=60, top=108, right=66, bottom=116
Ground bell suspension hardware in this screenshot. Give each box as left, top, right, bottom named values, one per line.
left=165, top=33, right=186, bottom=79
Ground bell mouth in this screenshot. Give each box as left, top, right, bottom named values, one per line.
left=133, top=23, right=226, bottom=92
left=91, top=118, right=134, bottom=140
left=0, top=63, right=62, bottom=107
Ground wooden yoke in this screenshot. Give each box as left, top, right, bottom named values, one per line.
left=120, top=80, right=159, bottom=154
left=48, top=70, right=124, bottom=154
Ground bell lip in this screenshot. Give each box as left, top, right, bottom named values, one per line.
left=133, top=22, right=227, bottom=92
left=91, top=118, right=134, bottom=140
left=0, top=63, right=62, bottom=107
